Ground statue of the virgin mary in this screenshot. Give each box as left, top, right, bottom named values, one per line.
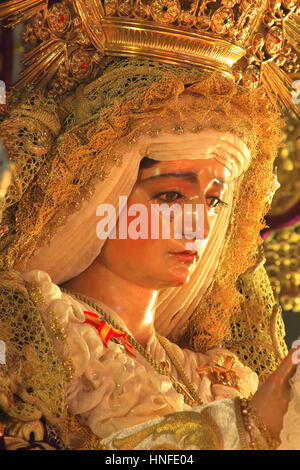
left=0, top=0, right=299, bottom=450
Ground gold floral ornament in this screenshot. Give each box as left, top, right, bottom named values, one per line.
left=0, top=0, right=298, bottom=116
left=47, top=2, right=72, bottom=35
left=150, top=0, right=181, bottom=23
left=196, top=355, right=240, bottom=390
left=0, top=1, right=106, bottom=100
left=265, top=26, right=284, bottom=55
left=70, top=49, right=93, bottom=79
left=211, top=7, right=234, bottom=35
left=242, top=64, right=261, bottom=89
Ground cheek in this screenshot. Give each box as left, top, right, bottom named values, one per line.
left=119, top=238, right=153, bottom=258
left=105, top=200, right=165, bottom=266
left=106, top=234, right=161, bottom=268
left=115, top=199, right=154, bottom=246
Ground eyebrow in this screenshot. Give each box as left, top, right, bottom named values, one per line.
left=140, top=172, right=227, bottom=187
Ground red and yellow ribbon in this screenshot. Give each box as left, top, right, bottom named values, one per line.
left=83, top=311, right=136, bottom=358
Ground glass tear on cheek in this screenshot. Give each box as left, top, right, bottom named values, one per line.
left=185, top=238, right=207, bottom=252
left=185, top=241, right=198, bottom=251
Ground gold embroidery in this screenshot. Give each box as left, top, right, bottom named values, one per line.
left=112, top=425, right=156, bottom=450
left=153, top=409, right=223, bottom=450
left=24, top=281, right=45, bottom=307
left=111, top=409, right=223, bottom=450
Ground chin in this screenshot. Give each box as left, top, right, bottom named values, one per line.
left=167, top=274, right=191, bottom=287
left=149, top=276, right=189, bottom=290
left=139, top=269, right=193, bottom=289
left=172, top=280, right=188, bottom=287
left=166, top=266, right=193, bottom=287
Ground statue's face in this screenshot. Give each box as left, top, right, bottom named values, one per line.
left=98, top=157, right=233, bottom=289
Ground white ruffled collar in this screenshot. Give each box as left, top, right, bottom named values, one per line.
left=60, top=288, right=157, bottom=352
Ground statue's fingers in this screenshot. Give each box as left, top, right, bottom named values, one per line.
left=269, top=347, right=298, bottom=385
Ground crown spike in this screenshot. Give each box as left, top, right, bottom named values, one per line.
left=0, top=0, right=47, bottom=27
left=262, top=61, right=299, bottom=118
left=285, top=12, right=300, bottom=56
left=12, top=40, right=66, bottom=91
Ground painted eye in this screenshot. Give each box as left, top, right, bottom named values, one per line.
left=154, top=191, right=183, bottom=203
left=207, top=197, right=221, bottom=208
left=206, top=196, right=229, bottom=212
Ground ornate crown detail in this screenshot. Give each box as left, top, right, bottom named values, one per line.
left=0, top=0, right=299, bottom=116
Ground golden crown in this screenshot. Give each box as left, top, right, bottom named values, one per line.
left=0, top=0, right=299, bottom=116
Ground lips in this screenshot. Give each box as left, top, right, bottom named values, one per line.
left=170, top=250, right=199, bottom=262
